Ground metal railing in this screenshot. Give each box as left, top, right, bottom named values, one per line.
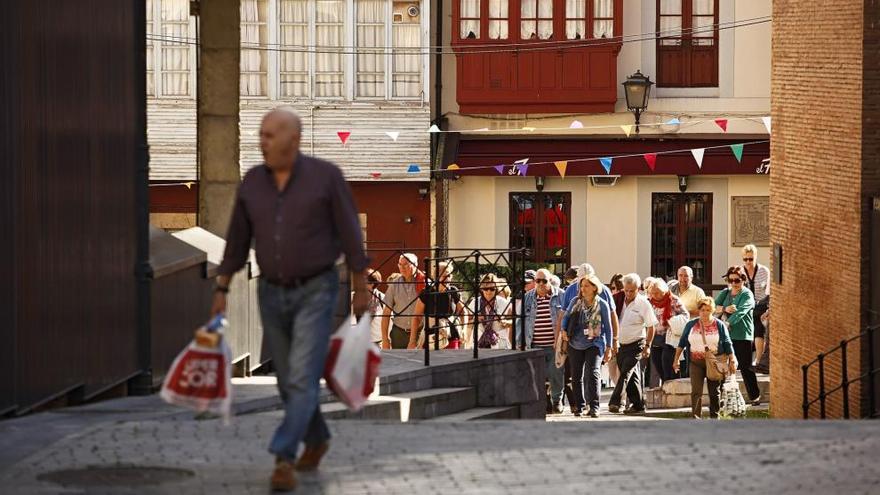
left=802, top=324, right=880, bottom=419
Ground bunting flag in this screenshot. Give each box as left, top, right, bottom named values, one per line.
left=429, top=124, right=441, bottom=133
left=554, top=160, right=568, bottom=178
left=762, top=116, right=772, bottom=133
left=447, top=164, right=460, bottom=170
left=666, top=118, right=681, bottom=125
left=514, top=158, right=530, bottom=176
left=691, top=148, right=705, bottom=169
left=370, top=172, right=382, bottom=179
left=494, top=164, right=505, bottom=175
left=644, top=153, right=657, bottom=171
left=715, top=119, right=728, bottom=132
left=570, top=120, right=584, bottom=129
left=730, top=144, right=744, bottom=163
left=621, top=125, right=634, bottom=137
left=522, top=126, right=537, bottom=132
left=337, top=131, right=351, bottom=145
left=600, top=157, right=613, bottom=174
left=385, top=131, right=400, bottom=141
left=407, top=164, right=421, bottom=173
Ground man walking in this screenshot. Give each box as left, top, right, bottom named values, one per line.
left=521, top=269, right=565, bottom=413
left=607, top=273, right=657, bottom=415
left=212, top=107, right=370, bottom=492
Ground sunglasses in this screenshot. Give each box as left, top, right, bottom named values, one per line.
left=535, top=279, right=548, bottom=284
left=742, top=257, right=754, bottom=262
left=481, top=288, right=496, bottom=292
left=728, top=278, right=743, bottom=284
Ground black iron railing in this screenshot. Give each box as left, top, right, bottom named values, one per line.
left=802, top=324, right=879, bottom=419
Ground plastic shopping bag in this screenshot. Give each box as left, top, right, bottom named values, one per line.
left=323, top=312, right=381, bottom=412
left=720, top=373, right=747, bottom=418
left=160, top=314, right=233, bottom=423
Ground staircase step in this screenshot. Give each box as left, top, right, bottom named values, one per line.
left=424, top=406, right=519, bottom=422
left=320, top=387, right=476, bottom=421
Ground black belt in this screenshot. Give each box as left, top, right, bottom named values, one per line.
left=266, top=265, right=335, bottom=289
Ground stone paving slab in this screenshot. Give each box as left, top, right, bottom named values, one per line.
left=1, top=411, right=877, bottom=495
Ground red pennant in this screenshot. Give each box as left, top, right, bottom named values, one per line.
left=337, top=131, right=351, bottom=145
left=714, top=119, right=728, bottom=132
left=644, top=153, right=657, bottom=171
left=370, top=172, right=381, bottom=179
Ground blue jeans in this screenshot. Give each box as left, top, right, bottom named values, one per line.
left=538, top=346, right=564, bottom=403
left=258, top=269, right=339, bottom=461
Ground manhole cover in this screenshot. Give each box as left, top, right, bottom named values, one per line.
left=37, top=465, right=195, bottom=487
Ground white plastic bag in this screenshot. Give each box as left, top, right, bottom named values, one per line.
left=720, top=373, right=747, bottom=418
left=323, top=312, right=381, bottom=412
left=666, top=314, right=690, bottom=347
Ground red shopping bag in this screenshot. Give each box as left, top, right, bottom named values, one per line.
left=323, top=313, right=381, bottom=411
left=160, top=315, right=233, bottom=422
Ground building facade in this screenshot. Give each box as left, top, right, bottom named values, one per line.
left=147, top=0, right=433, bottom=250
left=435, top=0, right=771, bottom=287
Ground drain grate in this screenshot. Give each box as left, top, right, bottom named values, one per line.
left=37, top=465, right=195, bottom=487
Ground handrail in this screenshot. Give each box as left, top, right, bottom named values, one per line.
left=802, top=324, right=879, bottom=419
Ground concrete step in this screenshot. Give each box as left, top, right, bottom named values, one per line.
left=423, top=406, right=520, bottom=422
left=645, top=373, right=770, bottom=409
left=321, top=387, right=476, bottom=421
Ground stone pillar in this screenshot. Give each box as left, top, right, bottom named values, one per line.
left=197, top=0, right=240, bottom=236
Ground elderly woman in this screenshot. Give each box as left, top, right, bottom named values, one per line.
left=716, top=266, right=760, bottom=405
left=649, top=279, right=688, bottom=382
left=465, top=273, right=512, bottom=350
left=408, top=261, right=464, bottom=350
left=741, top=244, right=771, bottom=371
left=673, top=297, right=737, bottom=418
left=561, top=275, right=613, bottom=418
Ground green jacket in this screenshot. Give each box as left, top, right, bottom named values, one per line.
left=715, top=287, right=755, bottom=341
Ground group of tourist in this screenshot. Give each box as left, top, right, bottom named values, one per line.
left=362, top=244, right=771, bottom=419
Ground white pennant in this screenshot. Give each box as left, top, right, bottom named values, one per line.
left=385, top=131, right=400, bottom=141
left=691, top=148, right=705, bottom=169
left=762, top=116, right=772, bottom=134
left=621, top=125, right=633, bottom=137
left=569, top=120, right=584, bottom=129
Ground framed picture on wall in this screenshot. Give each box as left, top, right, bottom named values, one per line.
left=731, top=196, right=770, bottom=247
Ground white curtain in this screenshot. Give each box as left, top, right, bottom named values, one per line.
left=659, top=0, right=682, bottom=44
left=316, top=0, right=345, bottom=97
left=357, top=0, right=385, bottom=97
left=692, top=0, right=715, bottom=44
left=521, top=0, right=552, bottom=40
left=538, top=0, right=553, bottom=39
left=593, top=0, right=613, bottom=38
left=393, top=22, right=420, bottom=97
left=460, top=0, right=480, bottom=39
left=565, top=0, right=585, bottom=40
left=241, top=0, right=266, bottom=96
left=488, top=0, right=508, bottom=40
left=280, top=0, right=309, bottom=97
left=160, top=0, right=190, bottom=96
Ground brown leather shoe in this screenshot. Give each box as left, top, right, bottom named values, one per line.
left=271, top=459, right=297, bottom=492
left=295, top=442, right=330, bottom=472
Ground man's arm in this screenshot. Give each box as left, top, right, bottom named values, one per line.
left=212, top=191, right=252, bottom=316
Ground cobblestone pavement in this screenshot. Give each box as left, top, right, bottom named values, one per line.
left=1, top=409, right=878, bottom=495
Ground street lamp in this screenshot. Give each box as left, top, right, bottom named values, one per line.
left=622, top=70, right=654, bottom=134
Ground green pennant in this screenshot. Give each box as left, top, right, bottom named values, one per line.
left=730, top=143, right=744, bottom=163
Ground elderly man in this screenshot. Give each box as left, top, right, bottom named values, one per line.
left=381, top=253, right=424, bottom=349
left=607, top=273, right=658, bottom=415
left=213, top=107, right=369, bottom=491
left=670, top=266, right=706, bottom=317
left=521, top=269, right=565, bottom=413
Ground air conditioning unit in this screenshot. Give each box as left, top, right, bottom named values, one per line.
left=407, top=5, right=420, bottom=17
left=589, top=175, right=621, bottom=187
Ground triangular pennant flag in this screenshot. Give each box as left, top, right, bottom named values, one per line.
left=521, top=126, right=536, bottom=132
left=644, top=153, right=657, bottom=171
left=554, top=161, right=568, bottom=178
left=407, top=164, right=421, bottom=173
left=715, top=119, right=728, bottom=132
left=337, top=131, right=351, bottom=145
left=621, top=125, right=634, bottom=137
left=447, top=164, right=460, bottom=170
left=428, top=124, right=441, bottom=133
left=570, top=120, right=584, bottom=129
left=666, top=118, right=681, bottom=125
left=730, top=144, right=744, bottom=163
left=370, top=172, right=382, bottom=179
left=762, top=116, right=772, bottom=133
left=691, top=148, right=705, bottom=169
left=600, top=157, right=613, bottom=174
left=385, top=131, right=400, bottom=141
left=494, top=164, right=505, bottom=175
left=514, top=158, right=530, bottom=176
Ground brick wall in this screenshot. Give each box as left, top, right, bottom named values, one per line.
left=770, top=1, right=873, bottom=418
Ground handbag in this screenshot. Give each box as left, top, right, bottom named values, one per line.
left=699, top=321, right=728, bottom=382
left=416, top=316, right=451, bottom=349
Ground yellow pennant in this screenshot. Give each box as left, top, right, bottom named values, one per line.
left=621, top=125, right=634, bottom=137
left=447, top=164, right=460, bottom=170
left=554, top=160, right=568, bottom=178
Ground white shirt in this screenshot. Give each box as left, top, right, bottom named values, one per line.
left=467, top=296, right=512, bottom=350
left=618, top=295, right=659, bottom=345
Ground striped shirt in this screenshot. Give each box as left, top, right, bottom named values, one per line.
left=532, top=295, right=555, bottom=347
left=744, top=264, right=771, bottom=301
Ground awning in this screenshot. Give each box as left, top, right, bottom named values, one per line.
left=445, top=136, right=770, bottom=176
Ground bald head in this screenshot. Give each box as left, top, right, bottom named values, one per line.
left=260, top=106, right=302, bottom=170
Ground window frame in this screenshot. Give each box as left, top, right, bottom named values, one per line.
left=148, top=0, right=198, bottom=99
left=241, top=0, right=271, bottom=98
left=655, top=0, right=720, bottom=88
left=650, top=192, right=714, bottom=287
